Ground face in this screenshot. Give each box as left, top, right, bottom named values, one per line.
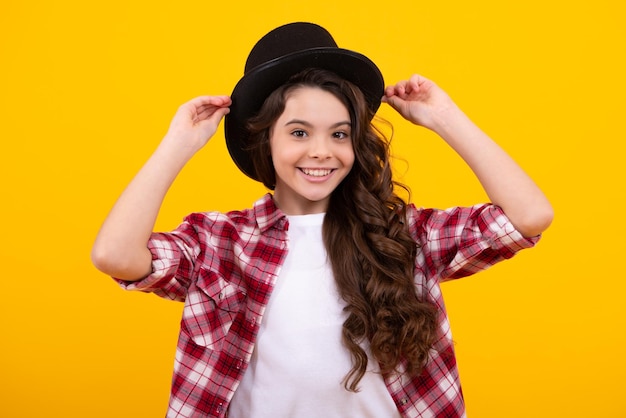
left=270, top=86, right=355, bottom=215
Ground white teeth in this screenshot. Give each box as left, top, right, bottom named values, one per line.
left=301, top=168, right=332, bottom=177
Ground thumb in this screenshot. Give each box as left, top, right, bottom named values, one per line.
left=205, top=106, right=231, bottom=126
left=382, top=95, right=406, bottom=113
left=215, top=106, right=231, bottom=120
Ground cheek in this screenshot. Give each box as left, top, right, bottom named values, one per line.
left=270, top=147, right=291, bottom=166
left=271, top=140, right=307, bottom=164
left=344, top=146, right=356, bottom=170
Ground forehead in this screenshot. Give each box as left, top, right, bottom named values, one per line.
left=280, top=86, right=349, bottom=119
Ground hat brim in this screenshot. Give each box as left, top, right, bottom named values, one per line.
left=225, top=47, right=384, bottom=181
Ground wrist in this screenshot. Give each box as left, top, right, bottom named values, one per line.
left=427, top=101, right=467, bottom=135
left=153, top=138, right=196, bottom=171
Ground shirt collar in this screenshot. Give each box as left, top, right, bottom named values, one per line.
left=253, top=193, right=288, bottom=233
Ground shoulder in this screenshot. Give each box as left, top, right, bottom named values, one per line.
left=183, top=206, right=257, bottom=232
left=406, top=203, right=491, bottom=229
left=182, top=193, right=286, bottom=236
left=407, top=202, right=539, bottom=251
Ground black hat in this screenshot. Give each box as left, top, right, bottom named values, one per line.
left=224, top=22, right=384, bottom=181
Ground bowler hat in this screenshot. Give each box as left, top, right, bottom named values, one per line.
left=224, top=22, right=384, bottom=181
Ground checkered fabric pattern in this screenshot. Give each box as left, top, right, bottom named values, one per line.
left=116, top=193, right=539, bottom=417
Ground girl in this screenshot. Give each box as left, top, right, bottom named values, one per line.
left=92, top=23, right=553, bottom=417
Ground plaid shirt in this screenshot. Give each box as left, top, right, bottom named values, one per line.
left=117, top=193, right=539, bottom=417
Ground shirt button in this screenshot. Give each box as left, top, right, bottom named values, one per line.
left=236, top=358, right=243, bottom=369
left=399, top=398, right=409, bottom=405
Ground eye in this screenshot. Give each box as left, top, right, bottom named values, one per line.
left=291, top=129, right=307, bottom=138
left=333, top=131, right=350, bottom=140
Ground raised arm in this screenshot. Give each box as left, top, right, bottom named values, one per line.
left=383, top=75, right=553, bottom=237
left=91, top=95, right=231, bottom=281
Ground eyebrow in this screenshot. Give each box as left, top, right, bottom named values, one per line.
left=284, top=119, right=351, bottom=128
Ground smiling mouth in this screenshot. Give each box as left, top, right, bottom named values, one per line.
left=300, top=168, right=333, bottom=177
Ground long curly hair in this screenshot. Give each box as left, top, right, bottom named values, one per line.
left=246, top=68, right=440, bottom=391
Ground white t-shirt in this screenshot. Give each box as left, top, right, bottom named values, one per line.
left=228, top=213, right=400, bottom=417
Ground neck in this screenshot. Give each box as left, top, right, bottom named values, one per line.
left=272, top=190, right=329, bottom=215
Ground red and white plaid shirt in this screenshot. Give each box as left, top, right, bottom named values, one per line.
left=117, top=193, right=539, bottom=417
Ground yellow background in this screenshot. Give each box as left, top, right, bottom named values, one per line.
left=1, top=0, right=624, bottom=417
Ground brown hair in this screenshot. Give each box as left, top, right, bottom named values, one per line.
left=246, top=68, right=440, bottom=390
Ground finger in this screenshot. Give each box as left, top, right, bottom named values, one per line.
left=384, top=85, right=397, bottom=97
left=195, top=98, right=232, bottom=120
left=187, top=95, right=231, bottom=106
left=184, top=96, right=231, bottom=118
left=212, top=106, right=231, bottom=120
left=198, top=106, right=230, bottom=129
left=385, top=80, right=407, bottom=97
left=195, top=106, right=229, bottom=124
left=409, top=74, right=422, bottom=85
left=405, top=75, right=421, bottom=95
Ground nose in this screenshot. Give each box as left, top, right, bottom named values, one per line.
left=308, top=137, right=332, bottom=159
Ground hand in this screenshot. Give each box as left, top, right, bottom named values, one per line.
left=163, top=95, right=232, bottom=155
left=382, top=75, right=455, bottom=131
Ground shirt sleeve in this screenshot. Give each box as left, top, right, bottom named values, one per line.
left=113, top=220, right=201, bottom=302
left=408, top=203, right=540, bottom=281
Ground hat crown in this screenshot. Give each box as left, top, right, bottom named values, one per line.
left=245, top=22, right=338, bottom=74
